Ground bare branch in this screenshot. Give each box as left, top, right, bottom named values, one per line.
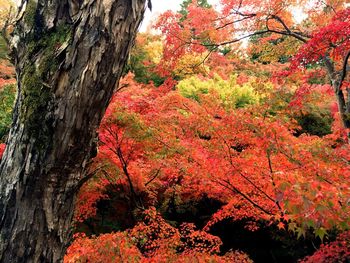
left=215, top=14, right=256, bottom=30
left=145, top=168, right=161, bottom=186
left=214, top=179, right=274, bottom=216
left=203, top=30, right=270, bottom=47
left=339, top=50, right=350, bottom=89
left=267, top=15, right=309, bottom=43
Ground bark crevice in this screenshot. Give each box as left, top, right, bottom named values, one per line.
left=0, top=0, right=146, bottom=262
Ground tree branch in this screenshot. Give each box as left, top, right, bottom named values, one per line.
left=215, top=179, right=274, bottom=216
left=267, top=15, right=309, bottom=43
left=339, top=50, right=350, bottom=89
left=145, top=168, right=161, bottom=186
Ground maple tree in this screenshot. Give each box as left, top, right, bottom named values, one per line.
left=179, top=0, right=212, bottom=25
left=56, top=0, right=350, bottom=259
left=68, top=0, right=350, bottom=260
left=301, top=231, right=350, bottom=263
left=69, top=67, right=350, bottom=261
left=125, top=33, right=165, bottom=86
left=66, top=208, right=254, bottom=263
left=156, top=0, right=350, bottom=139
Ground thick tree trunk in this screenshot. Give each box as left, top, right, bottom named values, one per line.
left=0, top=0, right=146, bottom=262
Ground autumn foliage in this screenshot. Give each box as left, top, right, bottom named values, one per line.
left=66, top=208, right=253, bottom=262
left=292, top=8, right=350, bottom=69
left=67, top=67, right=350, bottom=261
left=0, top=143, right=5, bottom=159
left=301, top=231, right=350, bottom=263
left=0, top=0, right=349, bottom=261
left=64, top=0, right=350, bottom=258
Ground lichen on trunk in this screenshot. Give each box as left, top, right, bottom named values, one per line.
left=0, top=0, right=146, bottom=262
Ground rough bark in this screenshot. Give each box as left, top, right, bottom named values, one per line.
left=0, top=0, right=146, bottom=262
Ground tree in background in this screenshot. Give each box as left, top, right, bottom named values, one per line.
left=179, top=0, right=212, bottom=19
left=157, top=0, right=350, bottom=138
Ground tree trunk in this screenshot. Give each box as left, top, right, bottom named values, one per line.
left=324, top=55, right=350, bottom=142
left=0, top=0, right=146, bottom=262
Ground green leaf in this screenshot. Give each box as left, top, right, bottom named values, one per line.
left=296, top=227, right=306, bottom=239
left=315, top=227, right=327, bottom=241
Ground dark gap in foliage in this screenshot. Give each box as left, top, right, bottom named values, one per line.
left=209, top=219, right=322, bottom=263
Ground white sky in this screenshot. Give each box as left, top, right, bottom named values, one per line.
left=139, top=0, right=309, bottom=32
left=140, top=0, right=218, bottom=32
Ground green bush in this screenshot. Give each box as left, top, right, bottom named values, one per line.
left=177, top=74, right=267, bottom=109
left=295, top=110, right=333, bottom=137
left=0, top=84, right=16, bottom=142
left=0, top=36, right=8, bottom=60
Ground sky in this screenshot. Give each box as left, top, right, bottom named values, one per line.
left=139, top=0, right=309, bottom=32
left=140, top=0, right=218, bottom=32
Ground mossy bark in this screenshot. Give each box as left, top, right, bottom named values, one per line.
left=0, top=0, right=146, bottom=262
